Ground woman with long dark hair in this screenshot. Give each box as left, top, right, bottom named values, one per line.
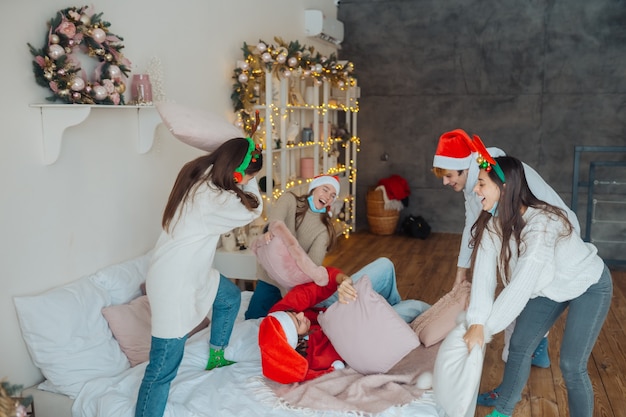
left=464, top=154, right=612, bottom=417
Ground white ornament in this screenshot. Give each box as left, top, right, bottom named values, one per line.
left=50, top=34, right=60, bottom=44
left=238, top=73, right=249, bottom=83
left=93, top=85, right=107, bottom=100
left=315, top=64, right=323, bottom=73
left=48, top=44, right=65, bottom=60
left=238, top=60, right=250, bottom=71
left=80, top=14, right=91, bottom=25
left=256, top=42, right=267, bottom=53
left=261, top=52, right=272, bottom=63
left=276, top=54, right=286, bottom=64
left=108, top=65, right=122, bottom=80
left=92, top=28, right=106, bottom=44
left=288, top=57, right=298, bottom=67
left=70, top=77, right=85, bottom=91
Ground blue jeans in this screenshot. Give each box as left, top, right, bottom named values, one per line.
left=135, top=274, right=240, bottom=417
left=245, top=279, right=282, bottom=320
left=318, top=257, right=430, bottom=322
left=495, top=265, right=613, bottom=417
left=209, top=274, right=241, bottom=349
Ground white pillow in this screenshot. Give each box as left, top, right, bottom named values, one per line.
left=89, top=252, right=151, bottom=305
left=433, top=320, right=488, bottom=417
left=156, top=102, right=245, bottom=151
left=14, top=277, right=129, bottom=398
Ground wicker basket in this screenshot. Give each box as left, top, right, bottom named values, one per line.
left=366, top=188, right=399, bottom=235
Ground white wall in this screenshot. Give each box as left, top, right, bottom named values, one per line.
left=1, top=0, right=339, bottom=387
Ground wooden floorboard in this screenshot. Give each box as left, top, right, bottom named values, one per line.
left=323, top=231, right=626, bottom=417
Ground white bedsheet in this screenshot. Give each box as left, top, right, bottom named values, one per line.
left=72, top=293, right=444, bottom=417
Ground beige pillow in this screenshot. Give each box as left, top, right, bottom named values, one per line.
left=318, top=275, right=420, bottom=374
left=102, top=295, right=210, bottom=366
left=156, top=101, right=244, bottom=151
left=410, top=281, right=471, bottom=347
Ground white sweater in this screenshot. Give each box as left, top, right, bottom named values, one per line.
left=146, top=177, right=262, bottom=338
left=458, top=148, right=580, bottom=269
left=466, top=207, right=604, bottom=336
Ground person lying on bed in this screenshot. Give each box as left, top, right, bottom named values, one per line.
left=258, top=259, right=429, bottom=384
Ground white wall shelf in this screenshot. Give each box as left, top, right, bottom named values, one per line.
left=30, top=104, right=162, bottom=165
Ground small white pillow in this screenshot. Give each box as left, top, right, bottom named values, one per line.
left=433, top=320, right=487, bottom=417
left=14, top=277, right=129, bottom=398
left=156, top=102, right=245, bottom=151
left=89, top=252, right=151, bottom=305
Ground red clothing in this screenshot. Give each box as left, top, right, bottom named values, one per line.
left=269, top=266, right=343, bottom=381
left=377, top=174, right=410, bottom=201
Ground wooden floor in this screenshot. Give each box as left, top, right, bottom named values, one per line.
left=323, top=231, right=626, bottom=417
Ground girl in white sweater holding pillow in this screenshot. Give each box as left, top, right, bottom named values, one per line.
left=463, top=153, right=612, bottom=417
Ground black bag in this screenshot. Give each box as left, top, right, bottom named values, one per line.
left=402, top=215, right=431, bottom=239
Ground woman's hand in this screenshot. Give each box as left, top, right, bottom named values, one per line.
left=463, top=324, right=485, bottom=353
left=263, top=231, right=273, bottom=245
left=337, top=273, right=357, bottom=304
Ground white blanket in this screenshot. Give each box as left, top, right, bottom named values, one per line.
left=72, top=293, right=443, bottom=417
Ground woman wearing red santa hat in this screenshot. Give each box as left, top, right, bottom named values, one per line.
left=259, top=264, right=407, bottom=384
left=245, top=175, right=342, bottom=319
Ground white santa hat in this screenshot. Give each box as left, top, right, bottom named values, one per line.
left=308, top=175, right=340, bottom=195
left=432, top=129, right=476, bottom=170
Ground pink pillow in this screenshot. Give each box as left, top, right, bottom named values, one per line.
left=318, top=275, right=420, bottom=374
left=156, top=102, right=244, bottom=151
left=250, top=220, right=328, bottom=290
left=410, top=281, right=471, bottom=347
left=102, top=295, right=210, bottom=366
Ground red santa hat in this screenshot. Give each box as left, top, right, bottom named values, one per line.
left=258, top=312, right=309, bottom=384
left=308, top=175, right=340, bottom=195
left=432, top=129, right=476, bottom=170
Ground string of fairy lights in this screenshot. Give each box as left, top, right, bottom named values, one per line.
left=230, top=37, right=359, bottom=236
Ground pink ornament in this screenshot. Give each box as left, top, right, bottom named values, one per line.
left=93, top=85, right=107, bottom=100
left=108, top=65, right=122, bottom=80
left=70, top=77, right=85, bottom=91
left=48, top=44, right=65, bottom=60
left=92, top=28, right=106, bottom=44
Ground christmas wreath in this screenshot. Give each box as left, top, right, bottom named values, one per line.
left=27, top=5, right=132, bottom=105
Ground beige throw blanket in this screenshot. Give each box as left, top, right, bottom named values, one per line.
left=261, top=343, right=440, bottom=415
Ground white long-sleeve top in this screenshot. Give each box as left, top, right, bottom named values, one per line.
left=458, top=148, right=580, bottom=269
left=146, top=177, right=262, bottom=338
left=465, top=206, right=604, bottom=336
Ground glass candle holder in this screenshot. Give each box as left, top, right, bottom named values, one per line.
left=131, top=74, right=153, bottom=104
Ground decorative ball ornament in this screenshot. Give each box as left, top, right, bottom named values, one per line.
left=28, top=5, right=132, bottom=104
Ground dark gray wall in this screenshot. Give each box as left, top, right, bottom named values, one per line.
left=338, top=0, right=626, bottom=248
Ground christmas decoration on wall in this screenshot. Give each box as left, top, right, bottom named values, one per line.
left=27, top=5, right=132, bottom=105
left=231, top=37, right=356, bottom=136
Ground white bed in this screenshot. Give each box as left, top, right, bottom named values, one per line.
left=15, top=254, right=447, bottom=417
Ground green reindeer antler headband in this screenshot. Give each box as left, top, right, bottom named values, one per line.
left=233, top=110, right=262, bottom=183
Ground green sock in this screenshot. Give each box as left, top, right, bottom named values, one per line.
left=205, top=347, right=236, bottom=370
left=486, top=410, right=510, bottom=417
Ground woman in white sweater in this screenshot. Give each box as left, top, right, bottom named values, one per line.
left=135, top=137, right=263, bottom=417
left=463, top=155, right=612, bottom=417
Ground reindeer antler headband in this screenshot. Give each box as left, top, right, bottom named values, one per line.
left=234, top=110, right=262, bottom=183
